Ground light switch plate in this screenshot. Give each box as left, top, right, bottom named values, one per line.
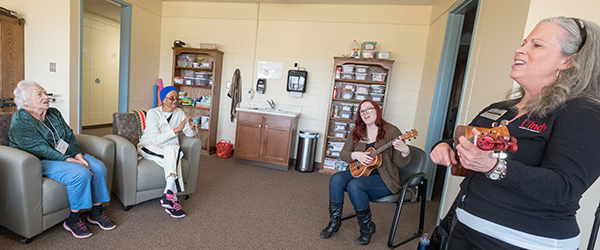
left=49, top=62, right=56, bottom=72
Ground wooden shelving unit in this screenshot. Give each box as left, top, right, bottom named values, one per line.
left=319, top=57, right=394, bottom=175
left=171, top=47, right=224, bottom=155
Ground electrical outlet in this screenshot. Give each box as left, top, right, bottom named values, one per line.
left=49, top=62, right=56, bottom=72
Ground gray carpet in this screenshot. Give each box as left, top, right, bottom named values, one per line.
left=0, top=154, right=440, bottom=250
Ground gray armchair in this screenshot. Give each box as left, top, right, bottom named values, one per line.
left=0, top=112, right=115, bottom=243
left=104, top=112, right=201, bottom=211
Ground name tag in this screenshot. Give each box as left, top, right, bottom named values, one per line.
left=55, top=139, right=69, bottom=155
left=480, top=108, right=507, bottom=121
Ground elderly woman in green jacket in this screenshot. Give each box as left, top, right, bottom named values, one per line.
left=320, top=100, right=411, bottom=245
left=8, top=80, right=115, bottom=239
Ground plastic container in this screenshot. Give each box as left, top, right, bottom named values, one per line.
left=341, top=91, right=353, bottom=99
left=341, top=64, right=355, bottom=73
left=194, top=72, right=212, bottom=79
left=340, top=110, right=352, bottom=120
left=362, top=49, right=375, bottom=59
left=355, top=93, right=368, bottom=101
left=184, top=70, right=195, bottom=78
left=195, top=78, right=210, bottom=86
left=376, top=51, right=391, bottom=59
left=355, top=65, right=369, bottom=73
left=341, top=72, right=354, bottom=80
left=362, top=41, right=377, bottom=50
left=355, top=72, right=368, bottom=81
left=341, top=103, right=354, bottom=112
left=295, top=131, right=319, bottom=172
left=183, top=77, right=194, bottom=85
left=372, top=72, right=387, bottom=82
left=371, top=85, right=386, bottom=94
left=356, top=84, right=370, bottom=94
left=334, top=122, right=347, bottom=131
left=370, top=93, right=384, bottom=102
left=334, top=131, right=346, bottom=138
left=343, top=83, right=355, bottom=91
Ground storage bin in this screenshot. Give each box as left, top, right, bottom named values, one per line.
left=362, top=41, right=377, bottom=50
left=194, top=72, right=212, bottom=79
left=184, top=77, right=194, bottom=85
left=341, top=91, right=353, bottom=100
left=362, top=49, right=375, bottom=59
left=371, top=93, right=384, bottom=102
left=371, top=85, right=386, bottom=94
left=195, top=78, right=210, bottom=86
left=355, top=72, right=368, bottom=81
left=343, top=84, right=355, bottom=91
left=184, top=70, right=195, bottom=78
left=372, top=72, right=387, bottom=82
left=334, top=122, right=347, bottom=132
left=355, top=93, right=368, bottom=101
left=341, top=72, right=354, bottom=80
left=340, top=110, right=353, bottom=120
left=355, top=65, right=369, bottom=73
left=330, top=150, right=341, bottom=157
left=341, top=64, right=355, bottom=73
left=356, top=84, right=370, bottom=94
left=376, top=51, right=391, bottom=59
left=341, top=103, right=354, bottom=112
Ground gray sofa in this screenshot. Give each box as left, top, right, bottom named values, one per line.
left=0, top=112, right=115, bottom=243
left=104, top=112, right=201, bottom=211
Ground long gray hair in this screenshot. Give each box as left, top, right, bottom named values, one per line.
left=508, top=16, right=600, bottom=117
left=13, top=80, right=41, bottom=110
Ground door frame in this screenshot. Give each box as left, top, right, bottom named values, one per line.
left=78, top=0, right=131, bottom=133
left=422, top=0, right=480, bottom=222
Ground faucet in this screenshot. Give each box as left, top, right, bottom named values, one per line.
left=267, top=99, right=275, bottom=110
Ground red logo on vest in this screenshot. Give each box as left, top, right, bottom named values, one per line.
left=520, top=119, right=547, bottom=133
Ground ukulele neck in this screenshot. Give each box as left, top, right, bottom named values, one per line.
left=369, top=138, right=397, bottom=157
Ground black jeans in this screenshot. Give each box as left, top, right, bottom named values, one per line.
left=447, top=221, right=527, bottom=250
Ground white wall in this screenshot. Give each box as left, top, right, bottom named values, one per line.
left=160, top=2, right=432, bottom=161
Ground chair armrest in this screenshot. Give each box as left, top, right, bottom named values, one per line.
left=0, top=145, right=43, bottom=238
left=178, top=134, right=201, bottom=194
left=76, top=134, right=115, bottom=195
left=103, top=134, right=138, bottom=206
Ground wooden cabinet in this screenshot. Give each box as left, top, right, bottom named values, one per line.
left=234, top=111, right=299, bottom=169
left=319, top=57, right=394, bottom=175
left=0, top=13, right=24, bottom=113
left=171, top=47, right=223, bottom=155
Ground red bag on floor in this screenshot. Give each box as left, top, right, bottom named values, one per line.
left=216, top=139, right=233, bottom=158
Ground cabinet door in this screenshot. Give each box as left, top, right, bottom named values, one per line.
left=261, top=116, right=292, bottom=164
left=234, top=112, right=263, bottom=160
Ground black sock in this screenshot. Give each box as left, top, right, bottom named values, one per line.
left=67, top=211, right=80, bottom=225
left=91, top=204, right=103, bottom=218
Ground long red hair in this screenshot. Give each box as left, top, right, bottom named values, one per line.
left=352, top=100, right=388, bottom=147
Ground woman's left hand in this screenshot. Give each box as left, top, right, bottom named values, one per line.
left=188, top=118, right=197, bottom=131
left=455, top=128, right=497, bottom=173
left=393, top=139, right=410, bottom=156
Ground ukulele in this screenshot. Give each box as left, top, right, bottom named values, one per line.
left=450, top=125, right=518, bottom=176
left=350, top=129, right=418, bottom=178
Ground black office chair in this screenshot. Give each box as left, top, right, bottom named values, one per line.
left=342, top=145, right=428, bottom=249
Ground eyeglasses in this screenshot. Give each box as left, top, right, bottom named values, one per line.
left=164, top=97, right=178, bottom=102
left=360, top=107, right=374, bottom=115
left=571, top=18, right=587, bottom=53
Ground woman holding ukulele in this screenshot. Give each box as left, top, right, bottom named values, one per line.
left=320, top=100, right=411, bottom=245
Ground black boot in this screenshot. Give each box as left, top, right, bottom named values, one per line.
left=320, top=201, right=343, bottom=239
left=355, top=208, right=376, bottom=245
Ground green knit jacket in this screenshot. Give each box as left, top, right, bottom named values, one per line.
left=340, top=123, right=411, bottom=194
left=9, top=108, right=83, bottom=161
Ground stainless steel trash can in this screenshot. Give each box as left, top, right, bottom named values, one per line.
left=295, top=131, right=319, bottom=172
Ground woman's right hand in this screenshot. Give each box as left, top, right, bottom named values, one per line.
left=430, top=143, right=458, bottom=167
left=174, top=117, right=191, bottom=133
left=66, top=157, right=94, bottom=175
left=352, top=151, right=373, bottom=166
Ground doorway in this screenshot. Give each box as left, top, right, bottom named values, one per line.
left=79, top=0, right=131, bottom=135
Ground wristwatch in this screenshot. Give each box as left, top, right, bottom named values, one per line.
left=486, top=151, right=507, bottom=180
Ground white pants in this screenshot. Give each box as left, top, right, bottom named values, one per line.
left=139, top=144, right=185, bottom=192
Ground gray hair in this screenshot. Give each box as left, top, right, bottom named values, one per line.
left=508, top=16, right=600, bottom=117
left=13, top=80, right=41, bottom=109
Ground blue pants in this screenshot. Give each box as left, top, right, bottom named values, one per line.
left=40, top=154, right=110, bottom=210
left=329, top=170, right=392, bottom=211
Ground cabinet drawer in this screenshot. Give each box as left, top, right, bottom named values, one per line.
left=238, top=111, right=263, bottom=124
left=264, top=115, right=291, bottom=128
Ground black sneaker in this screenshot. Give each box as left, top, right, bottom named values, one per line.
left=63, top=219, right=93, bottom=238
left=88, top=212, right=116, bottom=230
left=165, top=203, right=186, bottom=218
left=160, top=190, right=176, bottom=209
